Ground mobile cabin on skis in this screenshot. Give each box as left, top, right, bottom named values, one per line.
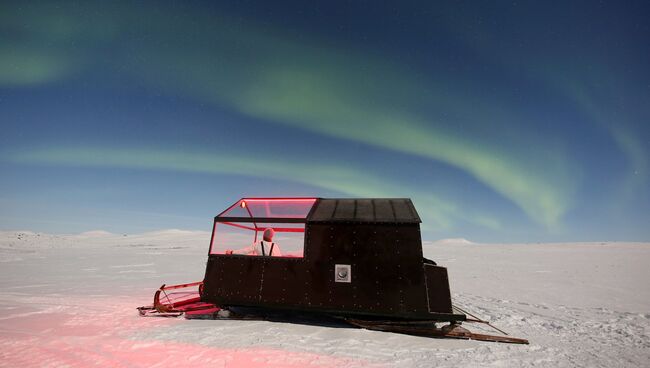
left=203, top=197, right=463, bottom=322
left=138, top=197, right=528, bottom=344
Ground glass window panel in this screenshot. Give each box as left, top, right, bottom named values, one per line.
left=210, top=222, right=256, bottom=255
left=218, top=198, right=317, bottom=219
left=254, top=223, right=305, bottom=258
left=210, top=222, right=305, bottom=258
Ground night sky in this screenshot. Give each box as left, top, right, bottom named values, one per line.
left=1, top=1, right=648, bottom=242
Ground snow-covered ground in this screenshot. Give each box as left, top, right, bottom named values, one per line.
left=1, top=231, right=648, bottom=367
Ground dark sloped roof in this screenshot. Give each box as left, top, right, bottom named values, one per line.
left=307, top=198, right=421, bottom=223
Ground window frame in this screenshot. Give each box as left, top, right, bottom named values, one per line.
left=208, top=198, right=319, bottom=259
left=208, top=218, right=308, bottom=259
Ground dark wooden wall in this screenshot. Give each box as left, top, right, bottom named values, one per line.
left=202, top=222, right=455, bottom=319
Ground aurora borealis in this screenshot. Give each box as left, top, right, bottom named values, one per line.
left=1, top=1, right=648, bottom=241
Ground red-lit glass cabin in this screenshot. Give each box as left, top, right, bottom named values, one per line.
left=201, top=197, right=463, bottom=322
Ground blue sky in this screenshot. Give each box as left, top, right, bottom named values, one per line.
left=1, top=1, right=648, bottom=242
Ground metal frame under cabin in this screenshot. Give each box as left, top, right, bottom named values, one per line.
left=201, top=198, right=465, bottom=322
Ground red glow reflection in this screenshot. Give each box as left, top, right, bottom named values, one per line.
left=1, top=295, right=383, bottom=368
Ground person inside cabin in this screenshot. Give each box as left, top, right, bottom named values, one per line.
left=225, top=228, right=282, bottom=256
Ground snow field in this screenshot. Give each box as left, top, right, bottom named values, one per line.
left=0, top=231, right=648, bottom=367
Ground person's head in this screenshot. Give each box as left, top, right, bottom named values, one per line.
left=262, top=228, right=275, bottom=242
